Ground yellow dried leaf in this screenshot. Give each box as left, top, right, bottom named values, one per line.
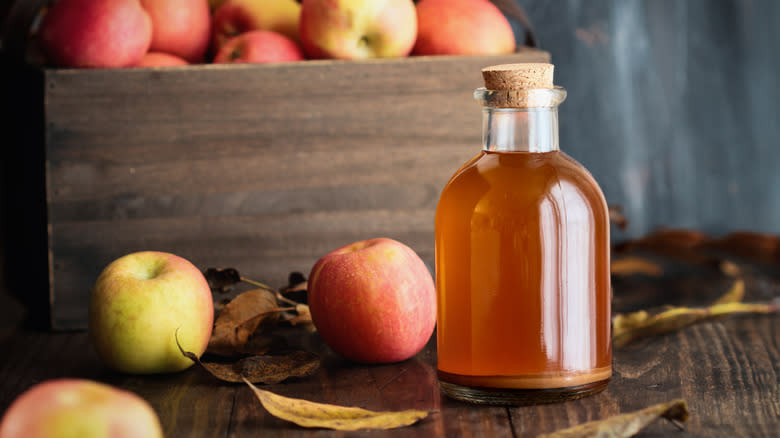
left=611, top=257, right=663, bottom=276
left=613, top=279, right=776, bottom=347
left=243, top=378, right=430, bottom=431
left=712, top=278, right=745, bottom=305
left=538, top=399, right=689, bottom=438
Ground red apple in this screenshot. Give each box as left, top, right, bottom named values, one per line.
left=140, top=0, right=211, bottom=63
left=299, top=0, right=417, bottom=59
left=308, top=238, right=436, bottom=364
left=413, top=0, right=516, bottom=55
left=213, top=30, right=304, bottom=64
left=89, top=251, right=214, bottom=374
left=212, top=0, right=301, bottom=50
left=0, top=379, right=163, bottom=438
left=38, top=0, right=152, bottom=68
left=136, top=52, right=189, bottom=67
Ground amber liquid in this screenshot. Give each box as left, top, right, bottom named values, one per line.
left=435, top=149, right=611, bottom=403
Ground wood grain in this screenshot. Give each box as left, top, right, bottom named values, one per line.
left=3, top=247, right=777, bottom=438
left=1, top=315, right=776, bottom=437
left=43, top=51, right=550, bottom=329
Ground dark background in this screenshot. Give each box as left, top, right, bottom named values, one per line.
left=1, top=0, right=778, bottom=328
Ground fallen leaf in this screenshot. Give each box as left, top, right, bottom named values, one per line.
left=281, top=272, right=308, bottom=293
left=613, top=279, right=778, bottom=347
left=614, top=229, right=710, bottom=253
left=203, top=267, right=242, bottom=294
left=200, top=352, right=319, bottom=384
left=719, top=260, right=742, bottom=277
left=702, top=231, right=780, bottom=261
left=243, top=378, right=431, bottom=431
left=281, top=304, right=313, bottom=326
left=712, top=277, right=745, bottom=305
left=538, top=399, right=689, bottom=438
left=239, top=334, right=289, bottom=356
left=611, top=257, right=663, bottom=277
left=207, top=288, right=283, bottom=357
left=236, top=351, right=320, bottom=384
left=177, top=332, right=319, bottom=383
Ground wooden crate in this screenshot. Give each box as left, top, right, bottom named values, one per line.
left=45, top=50, right=549, bottom=329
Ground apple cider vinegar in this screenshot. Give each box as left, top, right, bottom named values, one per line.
left=434, top=64, right=612, bottom=404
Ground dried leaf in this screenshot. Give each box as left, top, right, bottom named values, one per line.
left=207, top=352, right=318, bottom=384
left=203, top=267, right=242, bottom=294
left=240, top=334, right=289, bottom=356
left=719, top=260, right=742, bottom=277
left=177, top=333, right=319, bottom=383
left=207, top=288, right=282, bottom=357
left=282, top=272, right=307, bottom=292
left=614, top=230, right=780, bottom=266
left=613, top=280, right=778, bottom=347
left=243, top=378, right=431, bottom=430
left=236, top=351, right=320, bottom=384
left=538, top=399, right=689, bottom=438
left=712, top=278, right=745, bottom=305
left=702, top=231, right=780, bottom=260
left=615, top=229, right=710, bottom=253
left=281, top=304, right=313, bottom=326
left=280, top=272, right=308, bottom=304
left=611, top=257, right=663, bottom=277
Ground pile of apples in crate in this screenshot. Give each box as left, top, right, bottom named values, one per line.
left=38, top=0, right=517, bottom=69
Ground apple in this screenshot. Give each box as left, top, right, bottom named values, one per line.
left=308, top=238, right=436, bottom=364
left=413, top=0, right=516, bottom=55
left=140, top=0, right=211, bottom=63
left=213, top=30, right=304, bottom=64
left=212, top=0, right=301, bottom=50
left=89, top=251, right=213, bottom=374
left=136, top=52, right=189, bottom=67
left=0, top=379, right=163, bottom=438
left=299, top=0, right=417, bottom=59
left=38, top=0, right=152, bottom=68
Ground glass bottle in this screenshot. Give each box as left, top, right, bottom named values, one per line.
left=434, top=64, right=612, bottom=405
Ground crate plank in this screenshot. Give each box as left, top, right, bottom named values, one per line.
left=45, top=50, right=550, bottom=329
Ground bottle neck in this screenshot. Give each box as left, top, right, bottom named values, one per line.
left=482, top=107, right=560, bottom=152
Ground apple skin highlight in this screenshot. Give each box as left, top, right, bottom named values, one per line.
left=308, top=238, right=436, bottom=364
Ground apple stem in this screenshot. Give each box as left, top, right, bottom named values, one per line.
left=240, top=276, right=300, bottom=306
left=240, top=277, right=276, bottom=291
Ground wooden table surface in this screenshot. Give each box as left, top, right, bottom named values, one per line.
left=1, top=250, right=778, bottom=437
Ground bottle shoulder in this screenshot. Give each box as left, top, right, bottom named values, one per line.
left=437, top=150, right=609, bottom=219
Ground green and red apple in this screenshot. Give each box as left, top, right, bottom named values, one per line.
left=213, top=30, right=304, bottom=64
left=140, top=0, right=212, bottom=63
left=89, top=251, right=213, bottom=374
left=413, top=0, right=516, bottom=55
left=308, top=238, right=436, bottom=364
left=0, top=379, right=163, bottom=438
left=38, top=0, right=152, bottom=68
left=299, top=0, right=417, bottom=59
left=212, top=0, right=301, bottom=50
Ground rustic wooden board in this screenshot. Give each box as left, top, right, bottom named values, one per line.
left=1, top=313, right=777, bottom=437
left=1, top=244, right=777, bottom=436
left=44, top=51, right=550, bottom=329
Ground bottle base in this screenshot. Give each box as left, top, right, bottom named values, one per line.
left=438, top=374, right=610, bottom=405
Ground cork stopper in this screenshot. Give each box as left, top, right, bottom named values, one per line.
left=478, top=63, right=560, bottom=108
